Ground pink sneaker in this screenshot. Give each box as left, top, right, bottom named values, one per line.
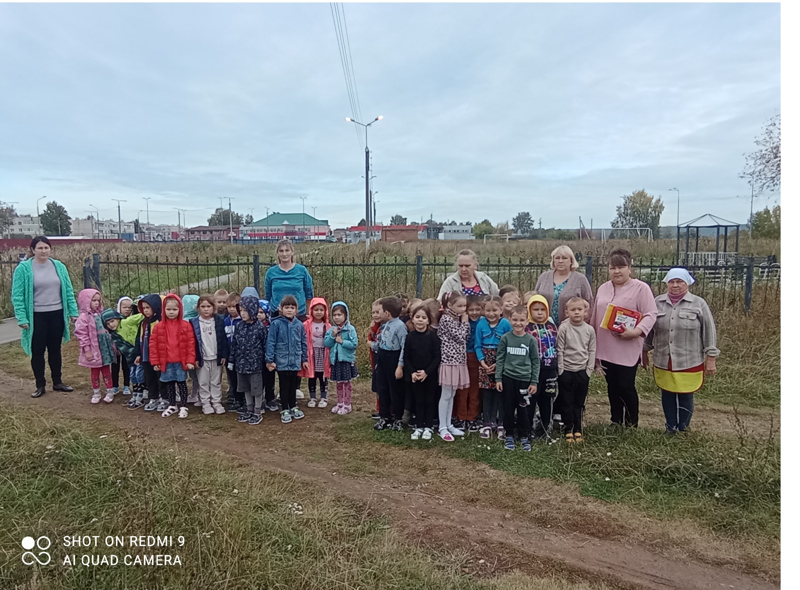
left=332, top=403, right=343, bottom=414
left=338, top=404, right=352, bottom=415
left=439, top=430, right=455, bottom=442
left=91, top=392, right=101, bottom=404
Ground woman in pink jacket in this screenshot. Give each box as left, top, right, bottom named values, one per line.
left=74, top=289, right=117, bottom=404
left=590, top=249, right=657, bottom=428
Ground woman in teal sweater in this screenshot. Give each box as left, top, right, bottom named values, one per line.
left=263, top=240, right=314, bottom=321
left=11, top=237, right=79, bottom=397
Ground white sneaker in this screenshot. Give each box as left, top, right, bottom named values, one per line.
left=212, top=403, right=226, bottom=414
left=187, top=393, right=198, bottom=404
left=411, top=428, right=422, bottom=440
left=202, top=404, right=214, bottom=415
left=448, top=425, right=465, bottom=436
left=422, top=428, right=433, bottom=440
left=193, top=400, right=203, bottom=407
left=91, top=392, right=102, bottom=404
left=103, top=391, right=115, bottom=404
left=308, top=398, right=317, bottom=408
left=178, top=407, right=189, bottom=419
left=318, top=398, right=328, bottom=408
left=295, top=389, right=304, bottom=400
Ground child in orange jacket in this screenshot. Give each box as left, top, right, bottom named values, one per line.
left=299, top=297, right=331, bottom=408
left=150, top=293, right=196, bottom=419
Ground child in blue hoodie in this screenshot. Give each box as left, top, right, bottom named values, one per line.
left=132, top=294, right=168, bottom=412
left=266, top=295, right=309, bottom=424
left=324, top=301, right=359, bottom=414
left=474, top=296, right=512, bottom=439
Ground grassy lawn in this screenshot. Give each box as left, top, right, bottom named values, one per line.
left=0, top=404, right=609, bottom=590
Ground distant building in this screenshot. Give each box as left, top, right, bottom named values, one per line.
left=439, top=223, right=474, bottom=240
left=139, top=224, right=182, bottom=241
left=241, top=213, right=331, bottom=242
left=186, top=225, right=240, bottom=241
left=346, top=225, right=383, bottom=244
left=4, top=215, right=43, bottom=237
left=71, top=217, right=135, bottom=239
left=381, top=225, right=424, bottom=243
left=332, top=228, right=348, bottom=242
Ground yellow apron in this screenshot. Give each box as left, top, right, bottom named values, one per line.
left=654, top=365, right=704, bottom=394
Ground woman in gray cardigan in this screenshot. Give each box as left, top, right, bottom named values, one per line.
left=534, top=245, right=593, bottom=324
left=437, top=249, right=500, bottom=301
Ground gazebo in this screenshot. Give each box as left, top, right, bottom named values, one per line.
left=677, top=214, right=742, bottom=266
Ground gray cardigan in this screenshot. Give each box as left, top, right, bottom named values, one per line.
left=437, top=270, right=500, bottom=301
left=534, top=270, right=594, bottom=324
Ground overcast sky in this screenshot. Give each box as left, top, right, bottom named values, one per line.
left=0, top=3, right=780, bottom=230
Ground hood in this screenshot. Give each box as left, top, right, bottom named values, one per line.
left=101, top=308, right=123, bottom=328
left=162, top=293, right=184, bottom=322
left=330, top=300, right=350, bottom=327
left=116, top=296, right=133, bottom=314
left=241, top=286, right=260, bottom=299
left=78, top=288, right=102, bottom=314
left=307, top=297, right=329, bottom=323
left=527, top=294, right=550, bottom=323
left=140, top=293, right=163, bottom=322
left=238, top=296, right=260, bottom=321
left=258, top=299, right=270, bottom=315
left=182, top=295, right=199, bottom=319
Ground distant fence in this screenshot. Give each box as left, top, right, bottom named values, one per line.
left=1, top=254, right=780, bottom=321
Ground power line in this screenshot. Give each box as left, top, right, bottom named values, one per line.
left=330, top=3, right=364, bottom=150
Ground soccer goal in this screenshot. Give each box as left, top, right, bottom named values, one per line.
left=483, top=233, right=510, bottom=243
left=600, top=228, right=653, bottom=242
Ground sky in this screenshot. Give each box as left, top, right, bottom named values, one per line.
left=0, top=3, right=781, bottom=231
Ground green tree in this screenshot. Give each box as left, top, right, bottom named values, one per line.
left=390, top=214, right=407, bottom=226
left=472, top=219, right=494, bottom=240
left=611, top=189, right=664, bottom=238
left=0, top=201, right=16, bottom=235
left=751, top=205, right=780, bottom=239
left=741, top=114, right=780, bottom=196
left=40, top=201, right=71, bottom=236
left=512, top=211, right=533, bottom=236
left=208, top=207, right=244, bottom=226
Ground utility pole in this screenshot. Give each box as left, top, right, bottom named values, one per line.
left=227, top=197, right=235, bottom=244
left=265, top=207, right=270, bottom=241
left=749, top=171, right=755, bottom=227
left=345, top=115, right=382, bottom=248
left=111, top=199, right=127, bottom=237
left=312, top=206, right=317, bottom=241
left=143, top=197, right=151, bottom=224
left=300, top=196, right=307, bottom=242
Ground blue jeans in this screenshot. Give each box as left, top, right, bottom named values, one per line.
left=661, top=391, right=694, bottom=432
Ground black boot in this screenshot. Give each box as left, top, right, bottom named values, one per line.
left=32, top=386, right=46, bottom=398
left=53, top=383, right=73, bottom=392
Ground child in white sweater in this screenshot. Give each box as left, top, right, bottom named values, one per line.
left=556, top=297, right=596, bottom=442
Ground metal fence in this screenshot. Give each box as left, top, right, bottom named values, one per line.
left=1, top=253, right=781, bottom=320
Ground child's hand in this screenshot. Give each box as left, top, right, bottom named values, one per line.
left=418, top=370, right=427, bottom=382
left=227, top=362, right=234, bottom=371
left=488, top=363, right=496, bottom=373
left=302, top=362, right=309, bottom=371
left=480, top=360, right=490, bottom=371
left=86, top=351, right=94, bottom=361
left=394, top=366, right=403, bottom=380
left=187, top=364, right=195, bottom=370
left=527, top=384, right=537, bottom=395
left=496, top=382, right=503, bottom=392
left=411, top=373, right=418, bottom=382
left=335, top=335, right=343, bottom=344
left=219, top=358, right=226, bottom=366
left=134, top=356, right=141, bottom=365
left=153, top=365, right=160, bottom=372
left=460, top=312, right=469, bottom=322
left=267, top=363, right=276, bottom=371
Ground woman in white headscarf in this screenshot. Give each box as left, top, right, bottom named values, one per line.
left=642, top=268, right=719, bottom=433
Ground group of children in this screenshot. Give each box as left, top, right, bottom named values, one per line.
left=75, top=287, right=359, bottom=427
left=368, top=286, right=596, bottom=449
left=73, top=281, right=597, bottom=449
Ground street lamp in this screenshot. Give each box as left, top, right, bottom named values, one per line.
left=669, top=188, right=680, bottom=263
left=299, top=196, right=307, bottom=242
left=37, top=196, right=47, bottom=218
left=88, top=204, right=100, bottom=238
left=345, top=115, right=383, bottom=247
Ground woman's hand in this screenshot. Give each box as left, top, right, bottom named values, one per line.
left=19, top=324, right=29, bottom=330
left=705, top=356, right=717, bottom=376
left=594, top=362, right=605, bottom=377
left=394, top=366, right=403, bottom=380
left=488, top=363, right=496, bottom=373
left=640, top=352, right=650, bottom=369
left=616, top=327, right=643, bottom=340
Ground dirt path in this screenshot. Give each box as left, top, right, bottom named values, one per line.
left=0, top=370, right=777, bottom=590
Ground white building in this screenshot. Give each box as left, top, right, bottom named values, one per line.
left=439, top=224, right=474, bottom=240
left=5, top=215, right=43, bottom=237
left=72, top=217, right=135, bottom=238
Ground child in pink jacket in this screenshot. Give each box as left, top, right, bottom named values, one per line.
left=299, top=297, right=331, bottom=407
left=74, top=289, right=117, bottom=404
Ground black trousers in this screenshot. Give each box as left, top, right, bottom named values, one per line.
left=225, top=366, right=243, bottom=404
left=501, top=375, right=531, bottom=439
left=375, top=349, right=403, bottom=420
left=411, top=377, right=437, bottom=429
left=142, top=362, right=165, bottom=400
left=31, top=309, right=64, bottom=388
left=529, top=365, right=558, bottom=435
left=557, top=370, right=590, bottom=434
left=601, top=360, right=639, bottom=427
left=111, top=353, right=130, bottom=388
left=277, top=370, right=299, bottom=411
left=307, top=371, right=328, bottom=398
left=262, top=364, right=276, bottom=403
left=166, top=380, right=189, bottom=408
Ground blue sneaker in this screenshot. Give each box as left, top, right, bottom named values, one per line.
left=504, top=436, right=516, bottom=451
left=122, top=386, right=131, bottom=396
left=290, top=407, right=305, bottom=420
left=281, top=410, right=292, bottom=424
left=521, top=437, right=532, bottom=452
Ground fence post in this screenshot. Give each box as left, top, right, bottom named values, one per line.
left=83, top=257, right=92, bottom=289
left=253, top=254, right=260, bottom=293
left=92, top=253, right=102, bottom=292
left=744, top=257, right=754, bottom=314
left=584, top=255, right=593, bottom=285
left=415, top=255, right=423, bottom=298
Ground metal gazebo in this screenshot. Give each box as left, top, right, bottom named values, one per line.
left=677, top=214, right=742, bottom=266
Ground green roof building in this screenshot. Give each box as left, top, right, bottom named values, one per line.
left=242, top=212, right=331, bottom=242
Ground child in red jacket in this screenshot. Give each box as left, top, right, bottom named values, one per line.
left=299, top=297, right=332, bottom=408
left=150, top=294, right=196, bottom=419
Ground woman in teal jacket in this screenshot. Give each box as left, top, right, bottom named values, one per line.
left=11, top=236, right=79, bottom=397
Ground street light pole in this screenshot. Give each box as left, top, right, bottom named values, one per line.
left=346, top=115, right=383, bottom=247
left=37, top=196, right=46, bottom=218
left=227, top=197, right=235, bottom=244
left=300, top=196, right=307, bottom=242
left=88, top=204, right=100, bottom=238
left=669, top=188, right=680, bottom=263
left=112, top=199, right=127, bottom=237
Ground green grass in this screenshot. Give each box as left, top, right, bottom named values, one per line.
left=0, top=405, right=608, bottom=590
left=334, top=419, right=780, bottom=548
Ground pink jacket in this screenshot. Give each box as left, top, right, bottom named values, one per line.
left=299, top=297, right=331, bottom=378
left=74, top=288, right=105, bottom=368
left=590, top=279, right=657, bottom=367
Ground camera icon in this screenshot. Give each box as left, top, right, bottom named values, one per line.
left=21, top=536, right=51, bottom=566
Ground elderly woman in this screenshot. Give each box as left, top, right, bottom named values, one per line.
left=534, top=245, right=594, bottom=324
left=642, top=268, right=718, bottom=433
left=11, top=236, right=79, bottom=397
left=437, top=249, right=499, bottom=300
left=589, top=248, right=657, bottom=427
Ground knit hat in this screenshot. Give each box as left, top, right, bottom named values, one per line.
left=182, top=294, right=200, bottom=319
left=101, top=308, right=123, bottom=328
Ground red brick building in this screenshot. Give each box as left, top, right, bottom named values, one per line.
left=186, top=225, right=240, bottom=241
